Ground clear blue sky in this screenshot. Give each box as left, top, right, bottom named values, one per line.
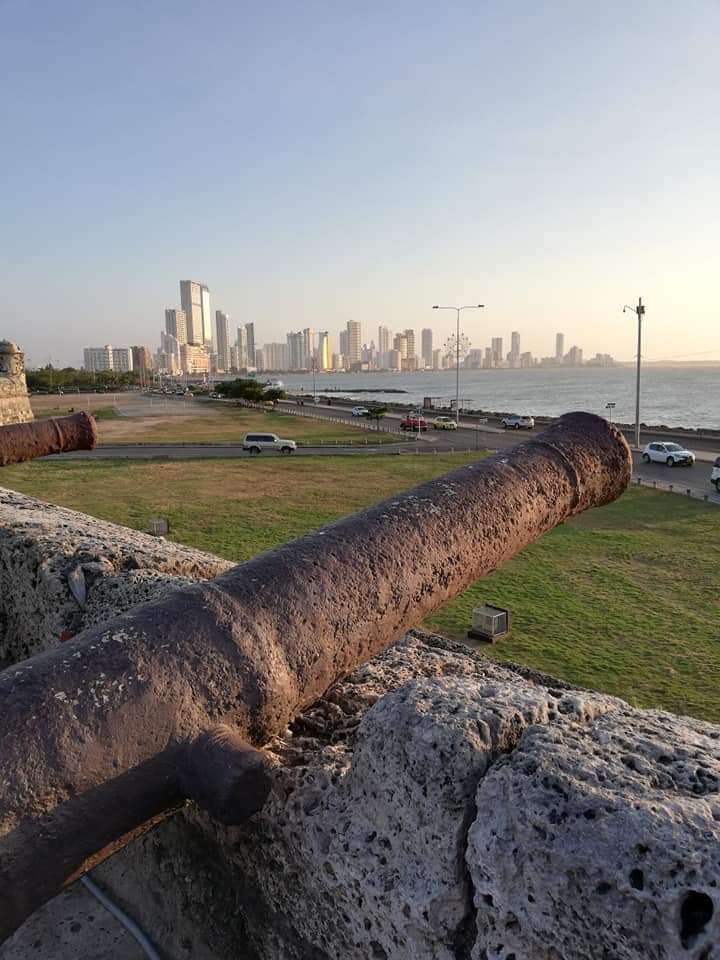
left=1, top=0, right=718, bottom=366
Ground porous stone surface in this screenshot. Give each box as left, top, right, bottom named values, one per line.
left=0, top=341, right=33, bottom=426
left=0, top=487, right=231, bottom=665
left=1, top=489, right=719, bottom=960
left=468, top=707, right=720, bottom=960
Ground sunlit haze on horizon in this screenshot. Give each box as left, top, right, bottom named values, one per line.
left=1, top=0, right=719, bottom=367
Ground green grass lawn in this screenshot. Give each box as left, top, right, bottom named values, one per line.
left=106, top=406, right=401, bottom=445
left=2, top=455, right=718, bottom=721
left=32, top=405, right=120, bottom=421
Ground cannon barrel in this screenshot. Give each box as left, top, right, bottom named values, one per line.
left=0, top=412, right=631, bottom=939
left=0, top=412, right=98, bottom=466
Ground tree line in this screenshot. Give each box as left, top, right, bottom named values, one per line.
left=27, top=366, right=140, bottom=392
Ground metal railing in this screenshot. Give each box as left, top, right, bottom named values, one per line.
left=633, top=474, right=720, bottom=505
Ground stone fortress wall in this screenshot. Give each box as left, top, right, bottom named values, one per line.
left=0, top=487, right=717, bottom=959
left=0, top=341, right=33, bottom=426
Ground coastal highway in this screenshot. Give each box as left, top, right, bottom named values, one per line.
left=50, top=410, right=720, bottom=504
left=275, top=398, right=720, bottom=457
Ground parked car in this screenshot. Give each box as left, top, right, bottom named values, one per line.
left=710, top=456, right=720, bottom=491
left=242, top=433, right=296, bottom=454
left=351, top=406, right=370, bottom=417
left=400, top=416, right=428, bottom=431
left=432, top=416, right=457, bottom=430
left=502, top=414, right=535, bottom=430
left=641, top=442, right=695, bottom=467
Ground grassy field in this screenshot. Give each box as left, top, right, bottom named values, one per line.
left=30, top=395, right=400, bottom=445
left=2, top=455, right=718, bottom=721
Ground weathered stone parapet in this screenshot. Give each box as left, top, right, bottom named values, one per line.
left=0, top=490, right=718, bottom=959
left=3, top=631, right=718, bottom=960
left=0, top=341, right=33, bottom=426
left=0, top=487, right=232, bottom=666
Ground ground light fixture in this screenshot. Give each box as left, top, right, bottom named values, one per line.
left=432, top=304, right=484, bottom=425
left=467, top=604, right=510, bottom=643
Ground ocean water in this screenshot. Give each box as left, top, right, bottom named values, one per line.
left=281, top=367, right=720, bottom=431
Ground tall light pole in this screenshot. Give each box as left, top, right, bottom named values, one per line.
left=433, top=304, right=484, bottom=424
left=623, top=298, right=646, bottom=449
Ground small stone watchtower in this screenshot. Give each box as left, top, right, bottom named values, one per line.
left=0, top=340, right=34, bottom=426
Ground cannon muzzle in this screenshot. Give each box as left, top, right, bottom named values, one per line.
left=0, top=412, right=98, bottom=466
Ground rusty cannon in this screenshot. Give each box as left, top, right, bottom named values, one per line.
left=0, top=412, right=631, bottom=940
left=0, top=411, right=98, bottom=466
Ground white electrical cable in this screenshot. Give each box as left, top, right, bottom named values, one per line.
left=80, top=875, right=162, bottom=960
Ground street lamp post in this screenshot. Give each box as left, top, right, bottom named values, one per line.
left=623, top=298, right=646, bottom=449
left=433, top=304, right=484, bottom=425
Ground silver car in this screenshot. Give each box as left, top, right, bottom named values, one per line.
left=502, top=414, right=535, bottom=430
left=242, top=433, right=297, bottom=455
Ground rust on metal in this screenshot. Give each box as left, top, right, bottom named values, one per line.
left=0, top=412, right=632, bottom=939
left=0, top=411, right=98, bottom=466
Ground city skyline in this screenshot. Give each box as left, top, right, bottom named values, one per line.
left=2, top=4, right=719, bottom=367
left=80, top=279, right=612, bottom=375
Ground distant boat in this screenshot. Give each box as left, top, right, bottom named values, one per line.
left=264, top=378, right=284, bottom=388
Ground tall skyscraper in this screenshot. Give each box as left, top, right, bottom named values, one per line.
left=421, top=328, right=433, bottom=369
left=236, top=326, right=248, bottom=369
left=403, top=329, right=416, bottom=361
left=245, top=323, right=256, bottom=370
left=287, top=331, right=305, bottom=370
left=215, top=311, right=230, bottom=371
left=378, top=325, right=390, bottom=357
left=180, top=281, right=212, bottom=345
left=491, top=337, right=504, bottom=366
left=317, top=331, right=331, bottom=370
left=555, top=332, right=565, bottom=360
left=511, top=331, right=520, bottom=358
left=346, top=320, right=362, bottom=364
left=165, top=309, right=187, bottom=346
left=303, top=328, right=315, bottom=367
left=338, top=329, right=349, bottom=358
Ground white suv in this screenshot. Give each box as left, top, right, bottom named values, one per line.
left=502, top=414, right=534, bottom=430
left=242, top=433, right=297, bottom=455
left=711, top=457, right=720, bottom=492
left=351, top=406, right=370, bottom=417
left=641, top=442, right=695, bottom=467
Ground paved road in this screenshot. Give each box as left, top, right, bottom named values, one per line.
left=276, top=398, right=720, bottom=460
left=48, top=401, right=720, bottom=504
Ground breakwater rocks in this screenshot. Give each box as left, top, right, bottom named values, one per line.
left=0, top=490, right=718, bottom=959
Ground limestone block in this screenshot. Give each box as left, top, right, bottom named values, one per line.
left=0, top=487, right=231, bottom=664
left=468, top=707, right=720, bottom=959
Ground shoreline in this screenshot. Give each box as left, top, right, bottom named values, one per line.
left=290, top=392, right=720, bottom=440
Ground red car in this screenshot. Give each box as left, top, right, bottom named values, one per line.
left=400, top=416, right=427, bottom=432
